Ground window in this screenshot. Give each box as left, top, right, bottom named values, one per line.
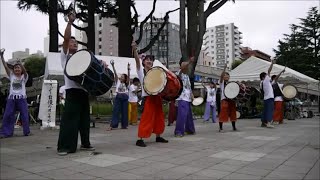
left=211, top=40, right=214, bottom=43
left=110, top=37, right=113, bottom=41
left=226, top=32, right=229, bottom=35
left=209, top=62, right=211, bottom=66
left=226, top=44, right=229, bottom=47
left=211, top=29, right=214, bottom=32
left=99, top=38, right=102, bottom=42
left=211, top=35, right=214, bottom=38
left=98, top=30, right=102, bottom=34
left=99, top=23, right=102, bottom=27
left=99, top=52, right=102, bottom=55
left=99, top=45, right=102, bottom=49
left=211, top=46, right=214, bottom=49
left=110, top=52, right=113, bottom=56
left=226, top=38, right=229, bottom=41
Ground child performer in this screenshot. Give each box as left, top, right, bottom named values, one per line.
left=271, top=68, right=285, bottom=124
left=128, top=77, right=140, bottom=125
left=202, top=80, right=217, bottom=123
left=108, top=61, right=130, bottom=130
left=0, top=50, right=31, bottom=138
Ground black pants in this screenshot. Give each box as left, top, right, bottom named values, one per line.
left=57, top=89, right=91, bottom=153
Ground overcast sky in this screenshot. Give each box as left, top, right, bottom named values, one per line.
left=0, top=0, right=319, bottom=60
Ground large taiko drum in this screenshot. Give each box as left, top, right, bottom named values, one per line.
left=65, top=49, right=114, bottom=96
left=224, top=82, right=250, bottom=102
left=143, top=66, right=183, bottom=101
left=282, top=85, right=297, bottom=100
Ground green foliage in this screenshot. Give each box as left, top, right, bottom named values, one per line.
left=91, top=103, right=113, bottom=116
left=274, top=7, right=320, bottom=80
left=232, top=60, right=243, bottom=70
left=24, top=56, right=46, bottom=78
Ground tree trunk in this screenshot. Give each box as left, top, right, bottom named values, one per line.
left=48, top=0, right=58, bottom=52
left=87, top=0, right=96, bottom=53
left=118, top=0, right=133, bottom=57
left=179, top=0, right=188, bottom=61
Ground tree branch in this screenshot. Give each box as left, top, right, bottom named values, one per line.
left=139, top=8, right=179, bottom=54
left=58, top=30, right=87, bottom=47
left=204, top=0, right=229, bottom=19
left=136, top=0, right=157, bottom=44
left=131, top=2, right=139, bottom=34
left=72, top=23, right=87, bottom=31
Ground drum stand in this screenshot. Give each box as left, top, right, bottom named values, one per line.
left=14, top=110, right=38, bottom=128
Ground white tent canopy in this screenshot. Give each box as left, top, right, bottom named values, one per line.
left=230, top=56, right=319, bottom=95
left=45, top=52, right=167, bottom=80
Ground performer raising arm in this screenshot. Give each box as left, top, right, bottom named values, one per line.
left=132, top=41, right=168, bottom=147
left=271, top=68, right=285, bottom=125
left=57, top=12, right=94, bottom=156
left=219, top=64, right=237, bottom=132
left=259, top=60, right=275, bottom=128
left=0, top=49, right=31, bottom=138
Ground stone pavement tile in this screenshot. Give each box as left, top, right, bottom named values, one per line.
left=180, top=174, right=215, bottom=180
left=220, top=159, right=252, bottom=167
left=152, top=169, right=188, bottom=180
left=37, top=168, right=78, bottom=179
left=104, top=172, right=143, bottom=179
left=168, top=165, right=202, bottom=175
left=244, top=136, right=279, bottom=141
left=36, top=158, right=67, bottom=165
left=23, top=164, right=59, bottom=173
left=126, top=159, right=154, bottom=166
left=209, top=163, right=243, bottom=172
left=107, top=163, right=140, bottom=172
left=222, top=172, right=263, bottom=180
left=57, top=172, right=96, bottom=179
left=0, top=166, right=32, bottom=179
left=15, top=174, right=49, bottom=179
left=194, top=169, right=232, bottom=179
left=126, top=162, right=176, bottom=176
left=276, top=164, right=312, bottom=174
left=142, top=154, right=174, bottom=162
left=50, top=160, right=82, bottom=168
left=187, top=157, right=225, bottom=169
left=65, top=163, right=98, bottom=173
left=283, top=160, right=315, bottom=168
left=246, top=158, right=285, bottom=170
left=81, top=167, right=122, bottom=178
left=5, top=159, right=43, bottom=169
left=236, top=166, right=272, bottom=177
left=263, top=170, right=305, bottom=179
left=209, top=150, right=243, bottom=159
left=304, top=162, right=320, bottom=180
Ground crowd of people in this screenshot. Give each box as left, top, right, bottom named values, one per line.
left=0, top=13, right=288, bottom=156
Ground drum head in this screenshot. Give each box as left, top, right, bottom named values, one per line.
left=192, top=97, right=204, bottom=106
left=282, top=85, right=297, bottom=100
left=144, top=67, right=167, bottom=95
left=65, top=50, right=91, bottom=76
left=224, top=82, right=240, bottom=99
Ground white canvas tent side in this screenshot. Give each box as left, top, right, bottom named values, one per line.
left=229, top=56, right=320, bottom=96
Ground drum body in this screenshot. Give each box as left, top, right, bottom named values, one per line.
left=224, top=82, right=251, bottom=103
left=143, top=67, right=182, bottom=101
left=65, top=50, right=114, bottom=96
left=282, top=85, right=297, bottom=100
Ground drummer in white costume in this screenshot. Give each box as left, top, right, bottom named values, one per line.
left=57, top=13, right=98, bottom=155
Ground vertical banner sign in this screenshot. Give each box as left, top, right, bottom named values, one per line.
left=38, top=80, right=58, bottom=128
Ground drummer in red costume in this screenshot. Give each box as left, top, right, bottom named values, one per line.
left=132, top=41, right=168, bottom=147
left=219, top=64, right=237, bottom=132
left=271, top=68, right=285, bottom=124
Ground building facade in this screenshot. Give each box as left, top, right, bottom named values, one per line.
left=74, top=16, right=118, bottom=56
left=135, top=17, right=181, bottom=67
left=203, top=23, right=242, bottom=69
left=241, top=47, right=271, bottom=61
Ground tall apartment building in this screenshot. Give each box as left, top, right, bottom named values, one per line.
left=75, top=16, right=118, bottom=56
left=135, top=17, right=181, bottom=67
left=203, top=23, right=242, bottom=69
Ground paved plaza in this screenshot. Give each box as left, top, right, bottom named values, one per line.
left=1, top=117, right=319, bottom=179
